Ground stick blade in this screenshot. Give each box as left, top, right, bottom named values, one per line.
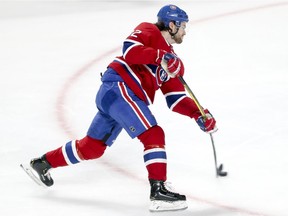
left=217, top=164, right=228, bottom=177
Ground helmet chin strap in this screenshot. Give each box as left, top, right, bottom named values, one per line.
left=169, top=27, right=179, bottom=39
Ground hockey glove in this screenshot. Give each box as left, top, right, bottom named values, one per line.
left=160, top=53, right=184, bottom=78
left=195, top=109, right=218, bottom=134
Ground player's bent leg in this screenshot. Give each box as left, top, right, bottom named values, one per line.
left=76, top=135, right=107, bottom=160
left=30, top=136, right=107, bottom=186
left=138, top=126, right=187, bottom=212
left=44, top=135, right=107, bottom=168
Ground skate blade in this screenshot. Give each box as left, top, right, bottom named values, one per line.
left=149, top=200, right=188, bottom=212
left=20, top=163, right=47, bottom=188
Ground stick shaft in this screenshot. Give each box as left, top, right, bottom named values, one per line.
left=178, top=76, right=206, bottom=117
left=178, top=76, right=219, bottom=177
left=209, top=133, right=219, bottom=177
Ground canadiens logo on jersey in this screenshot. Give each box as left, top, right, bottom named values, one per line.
left=156, top=66, right=168, bottom=87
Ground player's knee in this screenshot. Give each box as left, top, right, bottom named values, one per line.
left=76, top=136, right=107, bottom=160
left=137, top=125, right=165, bottom=149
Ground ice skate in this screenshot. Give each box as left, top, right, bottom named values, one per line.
left=29, top=155, right=54, bottom=187
left=149, top=179, right=188, bottom=212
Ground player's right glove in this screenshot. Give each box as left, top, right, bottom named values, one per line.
left=156, top=50, right=184, bottom=78
left=195, top=109, right=218, bottom=134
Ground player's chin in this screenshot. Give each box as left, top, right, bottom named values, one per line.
left=174, top=36, right=184, bottom=44
left=175, top=39, right=183, bottom=44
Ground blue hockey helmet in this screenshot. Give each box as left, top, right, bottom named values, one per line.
left=157, top=4, right=189, bottom=27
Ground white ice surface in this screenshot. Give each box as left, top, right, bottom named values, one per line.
left=1, top=1, right=288, bottom=216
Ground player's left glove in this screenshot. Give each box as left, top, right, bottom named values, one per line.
left=195, top=109, right=218, bottom=133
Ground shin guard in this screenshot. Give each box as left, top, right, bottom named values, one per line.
left=45, top=136, right=107, bottom=168
left=138, top=126, right=167, bottom=181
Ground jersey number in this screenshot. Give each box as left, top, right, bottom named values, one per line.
left=130, top=30, right=142, bottom=38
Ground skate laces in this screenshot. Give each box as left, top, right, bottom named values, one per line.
left=43, top=169, right=52, bottom=179
left=164, top=181, right=178, bottom=194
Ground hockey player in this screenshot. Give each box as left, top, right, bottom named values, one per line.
left=27, top=4, right=217, bottom=211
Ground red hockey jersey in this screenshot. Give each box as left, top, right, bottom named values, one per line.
left=108, top=22, right=199, bottom=119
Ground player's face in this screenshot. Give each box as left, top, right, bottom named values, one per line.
left=174, top=22, right=187, bottom=44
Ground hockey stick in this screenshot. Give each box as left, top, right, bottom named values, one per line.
left=178, top=76, right=227, bottom=177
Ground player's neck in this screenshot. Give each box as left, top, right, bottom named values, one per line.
left=161, top=31, right=175, bottom=45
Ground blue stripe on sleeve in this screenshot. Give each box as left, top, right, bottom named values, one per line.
left=122, top=41, right=135, bottom=55
left=166, top=94, right=186, bottom=108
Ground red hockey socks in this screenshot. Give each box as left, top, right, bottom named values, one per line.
left=45, top=136, right=107, bottom=168
left=138, top=125, right=167, bottom=181
left=144, top=147, right=167, bottom=181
